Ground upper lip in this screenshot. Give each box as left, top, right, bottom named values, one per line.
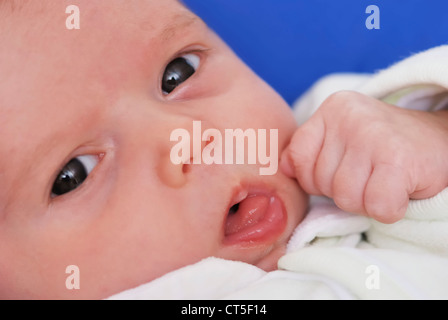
left=228, top=187, right=248, bottom=211
left=223, top=180, right=274, bottom=225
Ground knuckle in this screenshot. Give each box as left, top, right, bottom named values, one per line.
left=313, top=161, right=334, bottom=197
left=332, top=172, right=364, bottom=213
left=364, top=201, right=404, bottom=224
left=313, top=176, right=329, bottom=197
left=321, top=91, right=361, bottom=110
left=333, top=189, right=363, bottom=213
left=333, top=195, right=360, bottom=213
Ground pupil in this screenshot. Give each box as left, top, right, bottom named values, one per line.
left=162, top=57, right=196, bottom=94
left=167, top=75, right=180, bottom=86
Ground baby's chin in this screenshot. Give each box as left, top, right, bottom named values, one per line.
left=257, top=178, right=308, bottom=272
left=254, top=243, right=288, bottom=271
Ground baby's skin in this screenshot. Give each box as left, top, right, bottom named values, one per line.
left=0, top=0, right=447, bottom=299
left=281, top=91, right=448, bottom=223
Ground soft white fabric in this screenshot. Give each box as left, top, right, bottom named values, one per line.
left=107, top=45, right=448, bottom=300
left=293, top=45, right=448, bottom=123
left=107, top=256, right=356, bottom=300
left=285, top=196, right=371, bottom=252
left=278, top=188, right=448, bottom=300
left=367, top=188, right=448, bottom=256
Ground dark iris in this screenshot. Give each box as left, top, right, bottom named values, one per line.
left=162, top=57, right=196, bottom=94
left=52, top=158, right=87, bottom=196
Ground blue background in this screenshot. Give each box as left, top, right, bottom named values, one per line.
left=183, top=0, right=448, bottom=105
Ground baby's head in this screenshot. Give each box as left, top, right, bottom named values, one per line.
left=0, top=0, right=307, bottom=298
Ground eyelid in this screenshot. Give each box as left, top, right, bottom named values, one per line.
left=163, top=46, right=209, bottom=70
left=168, top=45, right=210, bottom=63
left=159, top=46, right=210, bottom=97
left=49, top=153, right=102, bottom=200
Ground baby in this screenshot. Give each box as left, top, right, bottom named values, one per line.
left=0, top=0, right=447, bottom=299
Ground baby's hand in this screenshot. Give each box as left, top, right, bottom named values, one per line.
left=281, top=91, right=448, bottom=223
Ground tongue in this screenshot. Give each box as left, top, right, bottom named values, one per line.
left=225, top=195, right=270, bottom=236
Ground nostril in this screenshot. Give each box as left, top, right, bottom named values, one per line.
left=182, top=163, right=191, bottom=174
left=204, top=135, right=215, bottom=147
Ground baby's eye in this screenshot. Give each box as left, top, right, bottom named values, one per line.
left=162, top=53, right=200, bottom=94
left=51, top=155, right=98, bottom=197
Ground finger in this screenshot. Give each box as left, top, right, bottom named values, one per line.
left=313, top=127, right=345, bottom=198
left=279, top=148, right=295, bottom=178
left=287, top=116, right=326, bottom=195
left=332, top=151, right=372, bottom=216
left=364, top=163, right=410, bottom=224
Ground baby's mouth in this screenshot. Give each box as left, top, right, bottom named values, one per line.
left=223, top=188, right=287, bottom=245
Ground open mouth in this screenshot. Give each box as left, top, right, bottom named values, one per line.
left=223, top=188, right=287, bottom=245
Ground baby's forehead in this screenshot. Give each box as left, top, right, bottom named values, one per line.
left=0, top=0, right=203, bottom=105
left=1, top=0, right=199, bottom=41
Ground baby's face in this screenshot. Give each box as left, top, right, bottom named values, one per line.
left=0, top=0, right=307, bottom=299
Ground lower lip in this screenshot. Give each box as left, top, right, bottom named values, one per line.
left=223, top=193, right=287, bottom=245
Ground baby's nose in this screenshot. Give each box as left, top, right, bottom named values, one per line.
left=157, top=120, right=215, bottom=188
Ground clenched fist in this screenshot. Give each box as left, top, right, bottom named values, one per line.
left=281, top=91, right=448, bottom=223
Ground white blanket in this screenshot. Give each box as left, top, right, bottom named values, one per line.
left=108, top=45, right=448, bottom=300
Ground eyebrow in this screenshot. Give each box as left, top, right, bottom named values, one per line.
left=0, top=0, right=49, bottom=16
left=0, top=0, right=26, bottom=13
left=158, top=14, right=200, bottom=42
